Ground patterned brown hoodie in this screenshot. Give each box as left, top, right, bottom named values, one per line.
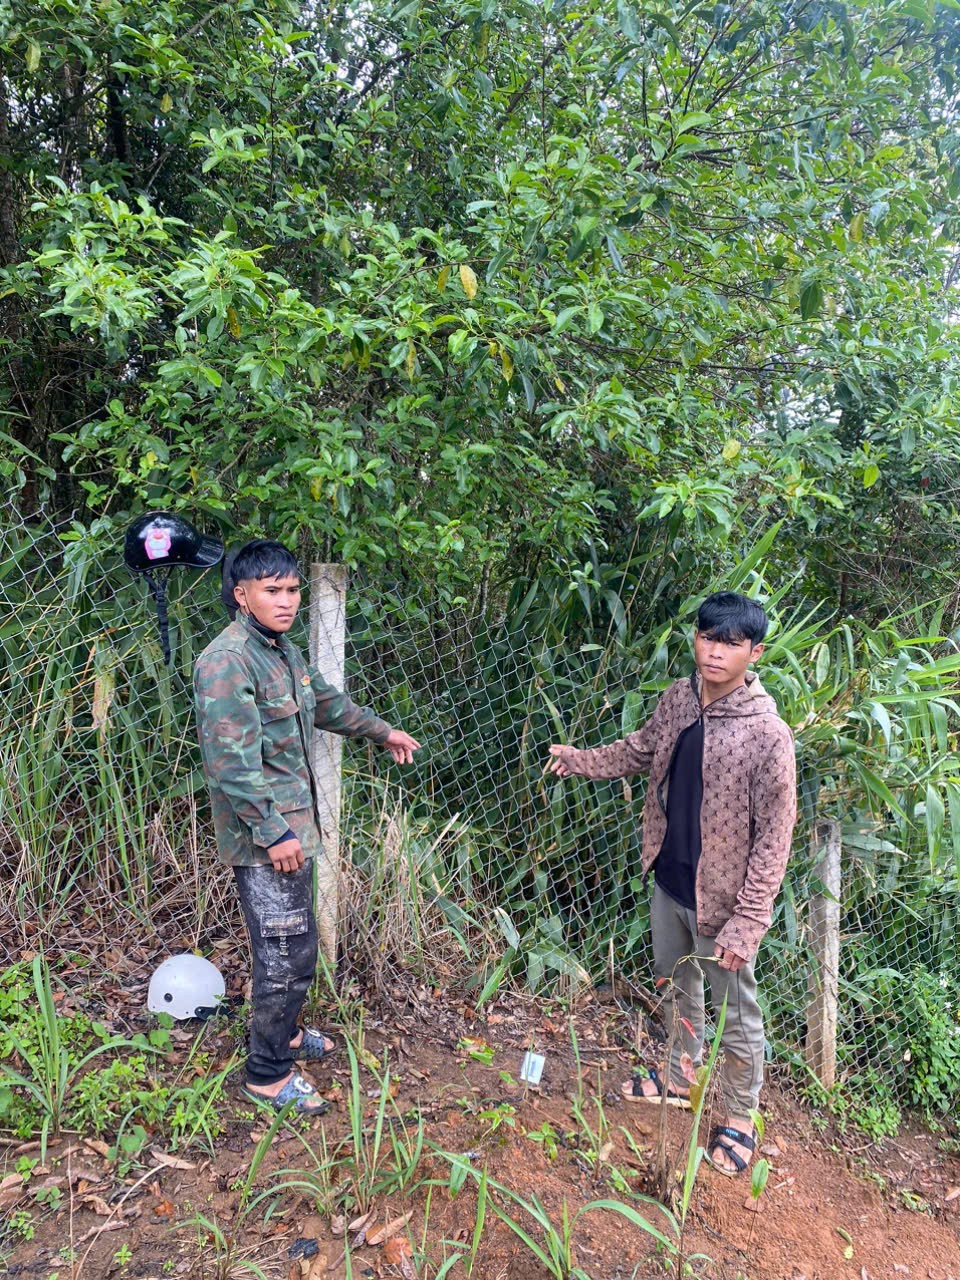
left=568, top=670, right=796, bottom=960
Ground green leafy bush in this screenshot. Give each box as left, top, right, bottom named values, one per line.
left=904, top=969, right=960, bottom=1117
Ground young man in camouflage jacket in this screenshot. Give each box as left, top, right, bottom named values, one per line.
left=194, top=540, right=420, bottom=1113
left=547, top=592, right=796, bottom=1176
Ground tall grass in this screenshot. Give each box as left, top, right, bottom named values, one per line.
left=0, top=522, right=221, bottom=936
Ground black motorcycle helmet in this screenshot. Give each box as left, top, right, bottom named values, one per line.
left=124, top=512, right=224, bottom=666
left=124, top=512, right=224, bottom=574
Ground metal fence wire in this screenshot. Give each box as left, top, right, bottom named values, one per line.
left=0, top=511, right=957, bottom=1121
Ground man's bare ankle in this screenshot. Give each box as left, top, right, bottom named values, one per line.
left=247, top=1071, right=294, bottom=1097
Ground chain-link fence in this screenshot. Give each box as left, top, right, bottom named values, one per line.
left=0, top=511, right=957, bottom=1121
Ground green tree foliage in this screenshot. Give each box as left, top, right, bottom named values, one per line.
left=2, top=0, right=960, bottom=607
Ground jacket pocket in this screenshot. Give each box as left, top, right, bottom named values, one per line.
left=259, top=689, right=299, bottom=755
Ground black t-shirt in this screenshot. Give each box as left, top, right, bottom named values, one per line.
left=653, top=716, right=704, bottom=909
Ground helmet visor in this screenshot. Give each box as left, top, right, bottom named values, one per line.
left=190, top=535, right=225, bottom=568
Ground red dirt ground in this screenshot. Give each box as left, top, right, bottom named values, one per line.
left=3, top=986, right=959, bottom=1280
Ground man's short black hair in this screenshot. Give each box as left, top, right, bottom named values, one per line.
left=230, top=539, right=300, bottom=585
left=696, top=591, right=768, bottom=645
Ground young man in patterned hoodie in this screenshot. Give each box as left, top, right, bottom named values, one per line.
left=194, top=540, right=421, bottom=1113
left=547, top=592, right=796, bottom=1175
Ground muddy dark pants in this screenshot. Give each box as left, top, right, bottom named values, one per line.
left=233, top=862, right=317, bottom=1086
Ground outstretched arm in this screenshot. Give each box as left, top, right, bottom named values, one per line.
left=546, top=694, right=668, bottom=781
left=310, top=669, right=391, bottom=741
left=310, top=670, right=422, bottom=763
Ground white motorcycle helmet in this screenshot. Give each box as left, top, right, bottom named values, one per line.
left=147, top=954, right=225, bottom=1020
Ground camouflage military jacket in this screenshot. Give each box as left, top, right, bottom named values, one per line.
left=193, top=616, right=391, bottom=866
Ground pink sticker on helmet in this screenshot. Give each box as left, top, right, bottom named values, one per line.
left=144, top=527, right=172, bottom=560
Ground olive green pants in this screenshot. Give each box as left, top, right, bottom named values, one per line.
left=651, top=885, right=764, bottom=1116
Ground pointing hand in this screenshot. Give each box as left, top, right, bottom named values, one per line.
left=546, top=744, right=579, bottom=778
left=383, top=728, right=422, bottom=765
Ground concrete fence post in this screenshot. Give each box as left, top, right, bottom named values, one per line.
left=308, top=562, right=348, bottom=966
left=804, top=817, right=842, bottom=1088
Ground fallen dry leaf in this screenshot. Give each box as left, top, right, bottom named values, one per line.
left=304, top=1255, right=329, bottom=1280
left=458, top=1036, right=492, bottom=1057
left=82, top=1138, right=111, bottom=1158
left=367, top=1210, right=413, bottom=1246
left=153, top=1200, right=176, bottom=1218
left=383, top=1237, right=413, bottom=1264
left=74, top=1219, right=125, bottom=1244
left=944, top=1186, right=960, bottom=1204
left=150, top=1148, right=196, bottom=1171
left=358, top=1047, right=382, bottom=1073
left=81, top=1194, right=113, bottom=1216
left=330, top=1214, right=345, bottom=1237
left=0, top=1174, right=26, bottom=1208
left=350, top=1209, right=377, bottom=1247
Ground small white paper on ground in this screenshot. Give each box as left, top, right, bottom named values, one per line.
left=520, top=1051, right=545, bottom=1085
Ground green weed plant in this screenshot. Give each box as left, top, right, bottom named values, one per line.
left=0, top=957, right=234, bottom=1158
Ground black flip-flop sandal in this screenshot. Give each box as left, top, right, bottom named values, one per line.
left=243, top=1072, right=331, bottom=1115
left=623, top=1067, right=692, bottom=1109
left=704, top=1124, right=755, bottom=1177
left=291, top=1026, right=336, bottom=1062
